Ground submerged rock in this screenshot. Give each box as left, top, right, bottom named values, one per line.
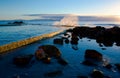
left=105, top=64, right=112, bottom=69
left=57, top=57, right=68, bottom=66
left=85, top=49, right=103, bottom=61
left=115, top=64, right=120, bottom=70
left=82, top=60, right=97, bottom=66
left=13, top=54, right=33, bottom=67
left=53, top=38, right=63, bottom=45
left=44, top=70, right=62, bottom=77
left=91, top=69, right=104, bottom=78
left=77, top=76, right=88, bottom=78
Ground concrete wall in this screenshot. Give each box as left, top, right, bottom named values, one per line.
left=0, top=30, right=64, bottom=54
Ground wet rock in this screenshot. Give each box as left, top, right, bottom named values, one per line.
left=91, top=69, right=104, bottom=78
left=42, top=57, right=51, bottom=64
left=35, top=48, right=46, bottom=60
left=57, top=57, right=68, bottom=66
left=71, top=33, right=79, bottom=45
left=65, top=39, right=69, bottom=44
left=53, top=38, right=63, bottom=45
left=115, top=64, right=120, bottom=70
left=35, top=45, right=61, bottom=60
left=44, top=70, right=62, bottom=77
left=85, top=49, right=103, bottom=61
left=13, top=54, right=33, bottom=67
left=82, top=60, right=97, bottom=66
left=105, top=64, right=112, bottom=69
left=77, top=75, right=88, bottom=78
left=101, top=48, right=106, bottom=50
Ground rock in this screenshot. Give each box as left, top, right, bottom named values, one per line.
left=115, top=64, right=120, bottom=70
left=105, top=64, right=112, bottom=69
left=77, top=76, right=88, bottom=78
left=53, top=38, right=63, bottom=45
left=35, top=45, right=61, bottom=60
left=35, top=48, right=46, bottom=60
left=42, top=57, right=51, bottom=64
left=44, top=70, right=62, bottom=77
left=101, top=48, right=106, bottom=50
left=91, top=69, right=104, bottom=78
left=57, top=57, right=68, bottom=66
left=85, top=49, right=103, bottom=61
left=65, top=39, right=69, bottom=44
left=71, top=33, right=79, bottom=45
left=82, top=60, right=97, bottom=66
left=13, top=54, right=33, bottom=67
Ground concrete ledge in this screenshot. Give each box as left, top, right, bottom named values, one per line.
left=0, top=30, right=64, bottom=53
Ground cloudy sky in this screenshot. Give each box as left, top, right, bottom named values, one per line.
left=0, top=0, right=120, bottom=20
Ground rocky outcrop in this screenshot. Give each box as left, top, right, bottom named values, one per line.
left=85, top=49, right=103, bottom=61
left=72, top=26, right=120, bottom=47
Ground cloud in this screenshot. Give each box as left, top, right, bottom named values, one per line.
left=23, top=14, right=120, bottom=21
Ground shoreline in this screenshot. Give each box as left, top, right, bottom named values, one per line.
left=0, top=30, right=64, bottom=54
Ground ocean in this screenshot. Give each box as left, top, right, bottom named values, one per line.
left=0, top=20, right=120, bottom=78
left=0, top=20, right=62, bottom=46
left=0, top=20, right=120, bottom=46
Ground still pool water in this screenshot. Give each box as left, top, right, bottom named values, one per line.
left=0, top=33, right=120, bottom=78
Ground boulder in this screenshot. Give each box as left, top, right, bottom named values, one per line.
left=42, top=57, right=51, bottom=64
left=13, top=54, right=33, bottom=66
left=85, top=49, right=103, bottom=61
left=35, top=45, right=61, bottom=60
left=53, top=38, right=63, bottom=45
left=91, top=69, right=104, bottom=78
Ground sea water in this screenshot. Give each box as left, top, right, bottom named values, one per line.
left=0, top=20, right=120, bottom=46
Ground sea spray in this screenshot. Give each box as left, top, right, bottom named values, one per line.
left=54, top=15, right=79, bottom=27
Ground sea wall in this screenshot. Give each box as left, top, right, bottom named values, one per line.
left=0, top=30, right=64, bottom=54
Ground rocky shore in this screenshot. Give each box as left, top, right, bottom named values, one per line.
left=0, top=26, right=120, bottom=78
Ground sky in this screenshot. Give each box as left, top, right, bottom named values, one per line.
left=0, top=0, right=120, bottom=20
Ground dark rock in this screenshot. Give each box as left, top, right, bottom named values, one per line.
left=42, top=57, right=51, bottom=64
left=115, top=64, right=120, bottom=70
left=101, top=48, right=106, bottom=50
left=44, top=70, right=62, bottom=77
left=65, top=39, right=69, bottom=44
left=91, top=69, right=104, bottom=78
left=35, top=45, right=61, bottom=60
left=13, top=54, right=33, bottom=66
left=105, top=64, right=112, bottom=69
left=85, top=49, right=103, bottom=61
left=77, top=76, right=88, bottom=78
left=53, top=38, right=63, bottom=45
left=57, top=57, right=68, bottom=66
left=71, top=33, right=79, bottom=45
left=82, top=60, right=97, bottom=66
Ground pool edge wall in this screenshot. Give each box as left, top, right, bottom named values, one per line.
left=0, top=30, right=64, bottom=54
